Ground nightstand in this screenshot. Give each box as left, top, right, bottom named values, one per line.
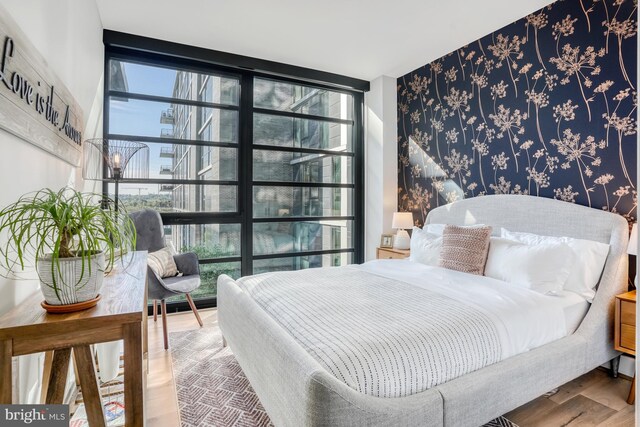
left=614, top=290, right=636, bottom=404
left=376, top=247, right=410, bottom=259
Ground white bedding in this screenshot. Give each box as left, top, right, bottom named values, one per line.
left=238, top=259, right=586, bottom=398
left=358, top=259, right=576, bottom=360
left=555, top=290, right=590, bottom=333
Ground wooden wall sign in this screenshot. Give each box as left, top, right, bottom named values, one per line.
left=0, top=9, right=84, bottom=166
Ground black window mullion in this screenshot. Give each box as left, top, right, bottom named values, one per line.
left=108, top=90, right=240, bottom=111
left=353, top=92, right=365, bottom=264
left=253, top=107, right=353, bottom=126
left=240, top=73, right=254, bottom=277
left=252, top=143, right=355, bottom=157
left=112, top=178, right=238, bottom=186
left=198, top=256, right=242, bottom=264
left=253, top=248, right=354, bottom=261
left=252, top=181, right=354, bottom=189
left=252, top=216, right=355, bottom=223
left=106, top=133, right=238, bottom=149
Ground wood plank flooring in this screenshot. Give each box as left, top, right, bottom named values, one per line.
left=505, top=368, right=635, bottom=426
left=146, top=308, right=635, bottom=426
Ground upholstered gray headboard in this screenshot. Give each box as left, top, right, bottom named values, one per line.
left=426, top=194, right=629, bottom=367
left=426, top=195, right=626, bottom=245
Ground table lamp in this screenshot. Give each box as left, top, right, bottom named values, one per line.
left=628, top=223, right=637, bottom=286
left=392, top=212, right=413, bottom=250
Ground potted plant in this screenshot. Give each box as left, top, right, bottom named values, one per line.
left=0, top=188, right=136, bottom=311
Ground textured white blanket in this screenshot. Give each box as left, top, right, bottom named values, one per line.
left=237, top=260, right=567, bottom=398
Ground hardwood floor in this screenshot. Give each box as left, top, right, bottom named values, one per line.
left=505, top=368, right=635, bottom=426
left=146, top=306, right=218, bottom=427
left=146, top=308, right=635, bottom=426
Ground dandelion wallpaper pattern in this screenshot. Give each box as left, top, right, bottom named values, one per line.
left=397, top=0, right=637, bottom=226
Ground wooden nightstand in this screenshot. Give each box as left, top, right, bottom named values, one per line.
left=614, top=290, right=636, bottom=404
left=376, top=247, right=410, bottom=259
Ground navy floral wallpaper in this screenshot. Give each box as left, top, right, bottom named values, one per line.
left=398, top=0, right=637, bottom=226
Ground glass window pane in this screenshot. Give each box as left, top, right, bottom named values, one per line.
left=253, top=113, right=352, bottom=151
left=253, top=220, right=352, bottom=255
left=111, top=143, right=237, bottom=182
left=167, top=261, right=241, bottom=302
left=109, top=183, right=237, bottom=213
left=109, top=98, right=238, bottom=143
left=110, top=59, right=240, bottom=105
left=253, top=253, right=352, bottom=274
left=253, top=150, right=352, bottom=184
left=254, top=78, right=352, bottom=120
left=253, top=186, right=352, bottom=218
left=167, top=223, right=241, bottom=258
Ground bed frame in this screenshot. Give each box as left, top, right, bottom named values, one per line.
left=218, top=195, right=629, bottom=426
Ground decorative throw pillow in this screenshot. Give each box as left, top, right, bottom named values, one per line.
left=409, top=227, right=443, bottom=266
left=438, top=225, right=492, bottom=275
left=147, top=246, right=179, bottom=278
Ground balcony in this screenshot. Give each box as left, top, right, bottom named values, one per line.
left=159, top=146, right=174, bottom=158
left=160, top=128, right=174, bottom=138
left=159, top=165, right=173, bottom=175
left=160, top=108, right=175, bottom=124
left=158, top=184, right=175, bottom=192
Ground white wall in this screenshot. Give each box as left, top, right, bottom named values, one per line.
left=364, top=76, right=397, bottom=260
left=0, top=0, right=104, bottom=405
left=0, top=0, right=104, bottom=315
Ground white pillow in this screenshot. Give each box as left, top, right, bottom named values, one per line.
left=485, top=237, right=575, bottom=295
left=410, top=226, right=442, bottom=266
left=423, top=223, right=446, bottom=235
left=501, top=229, right=610, bottom=301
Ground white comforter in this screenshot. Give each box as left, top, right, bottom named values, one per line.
left=238, top=259, right=569, bottom=398
left=358, top=260, right=568, bottom=360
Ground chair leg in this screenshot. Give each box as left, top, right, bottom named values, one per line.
left=185, top=294, right=203, bottom=327
left=161, top=300, right=168, bottom=350
left=153, top=300, right=158, bottom=322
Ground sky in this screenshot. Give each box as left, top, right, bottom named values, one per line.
left=109, top=61, right=177, bottom=195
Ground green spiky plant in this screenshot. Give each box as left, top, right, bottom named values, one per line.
left=0, top=188, right=136, bottom=301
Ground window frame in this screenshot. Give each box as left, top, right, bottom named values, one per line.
left=104, top=31, right=366, bottom=313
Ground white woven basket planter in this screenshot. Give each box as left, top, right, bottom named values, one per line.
left=36, top=252, right=105, bottom=305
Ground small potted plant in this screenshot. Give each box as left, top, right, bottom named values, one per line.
left=0, top=188, right=136, bottom=312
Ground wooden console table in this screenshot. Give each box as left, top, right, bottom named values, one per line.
left=0, top=251, right=148, bottom=426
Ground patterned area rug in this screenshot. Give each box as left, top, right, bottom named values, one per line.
left=170, top=326, right=519, bottom=427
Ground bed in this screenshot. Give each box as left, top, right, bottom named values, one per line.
left=218, top=195, right=629, bottom=426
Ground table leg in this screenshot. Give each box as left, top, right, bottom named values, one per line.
left=45, top=348, right=71, bottom=404
left=40, top=351, right=54, bottom=403
left=627, top=375, right=635, bottom=405
left=73, top=346, right=106, bottom=427
left=0, top=339, right=12, bottom=404
left=124, top=322, right=144, bottom=426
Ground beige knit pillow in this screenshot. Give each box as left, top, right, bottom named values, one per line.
left=148, top=246, right=178, bottom=278
left=438, top=225, right=493, bottom=275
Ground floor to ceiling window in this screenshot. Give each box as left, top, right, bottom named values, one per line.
left=104, top=32, right=366, bottom=310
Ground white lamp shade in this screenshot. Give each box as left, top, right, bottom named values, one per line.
left=628, top=224, right=638, bottom=256
left=392, top=212, right=414, bottom=230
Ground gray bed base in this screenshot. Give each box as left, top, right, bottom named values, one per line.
left=218, top=195, right=629, bottom=426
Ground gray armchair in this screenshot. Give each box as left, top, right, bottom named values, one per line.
left=130, top=209, right=203, bottom=349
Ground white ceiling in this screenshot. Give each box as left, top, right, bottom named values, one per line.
left=95, top=0, right=552, bottom=82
